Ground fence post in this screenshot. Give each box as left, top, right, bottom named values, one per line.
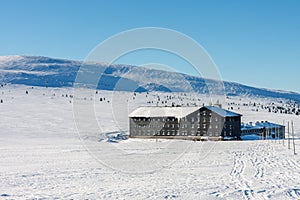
left=282, top=120, right=285, bottom=146
left=278, top=126, right=281, bottom=144
left=276, top=126, right=278, bottom=143
left=292, top=120, right=296, bottom=155
left=288, top=121, right=290, bottom=150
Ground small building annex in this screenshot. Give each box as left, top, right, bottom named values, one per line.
left=129, top=106, right=242, bottom=140
left=241, top=121, right=285, bottom=139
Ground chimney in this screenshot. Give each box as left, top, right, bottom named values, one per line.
left=214, top=103, right=222, bottom=108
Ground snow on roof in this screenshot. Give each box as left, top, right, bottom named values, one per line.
left=129, top=106, right=201, bottom=118
left=205, top=106, right=242, bottom=117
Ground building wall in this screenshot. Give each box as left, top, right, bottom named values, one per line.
left=196, top=108, right=224, bottom=137
left=241, top=126, right=285, bottom=139
left=129, top=116, right=185, bottom=137
left=223, top=116, right=241, bottom=138
left=197, top=107, right=241, bottom=138
left=129, top=107, right=242, bottom=139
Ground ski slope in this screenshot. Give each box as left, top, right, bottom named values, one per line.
left=0, top=85, right=299, bottom=199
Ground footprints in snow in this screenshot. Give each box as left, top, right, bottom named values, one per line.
left=227, top=143, right=300, bottom=199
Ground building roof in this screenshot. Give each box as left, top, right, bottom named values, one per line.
left=129, top=106, right=201, bottom=118
left=204, top=106, right=242, bottom=117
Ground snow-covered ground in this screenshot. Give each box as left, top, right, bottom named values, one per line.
left=0, top=85, right=299, bottom=199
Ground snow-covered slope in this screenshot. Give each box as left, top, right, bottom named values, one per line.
left=0, top=85, right=299, bottom=199
left=1, top=55, right=300, bottom=101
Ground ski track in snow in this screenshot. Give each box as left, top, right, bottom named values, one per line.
left=213, top=142, right=300, bottom=200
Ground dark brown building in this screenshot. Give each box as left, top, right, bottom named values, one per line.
left=129, top=106, right=242, bottom=140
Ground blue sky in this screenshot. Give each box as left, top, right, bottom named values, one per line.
left=0, top=0, right=299, bottom=92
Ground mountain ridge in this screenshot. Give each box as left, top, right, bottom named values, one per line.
left=0, top=55, right=299, bottom=102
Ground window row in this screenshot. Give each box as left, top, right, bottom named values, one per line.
left=132, top=123, right=225, bottom=129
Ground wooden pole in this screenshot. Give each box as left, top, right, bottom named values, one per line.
left=274, top=127, right=277, bottom=143
left=292, top=120, right=296, bottom=155
left=278, top=126, right=281, bottom=144
left=288, top=121, right=290, bottom=150
left=282, top=120, right=285, bottom=146
left=282, top=126, right=285, bottom=146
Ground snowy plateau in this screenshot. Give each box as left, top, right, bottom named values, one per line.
left=0, top=56, right=299, bottom=199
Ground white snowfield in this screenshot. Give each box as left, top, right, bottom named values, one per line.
left=0, top=85, right=299, bottom=199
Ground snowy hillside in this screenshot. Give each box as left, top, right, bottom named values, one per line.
left=1, top=55, right=300, bottom=102
left=0, top=85, right=299, bottom=199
